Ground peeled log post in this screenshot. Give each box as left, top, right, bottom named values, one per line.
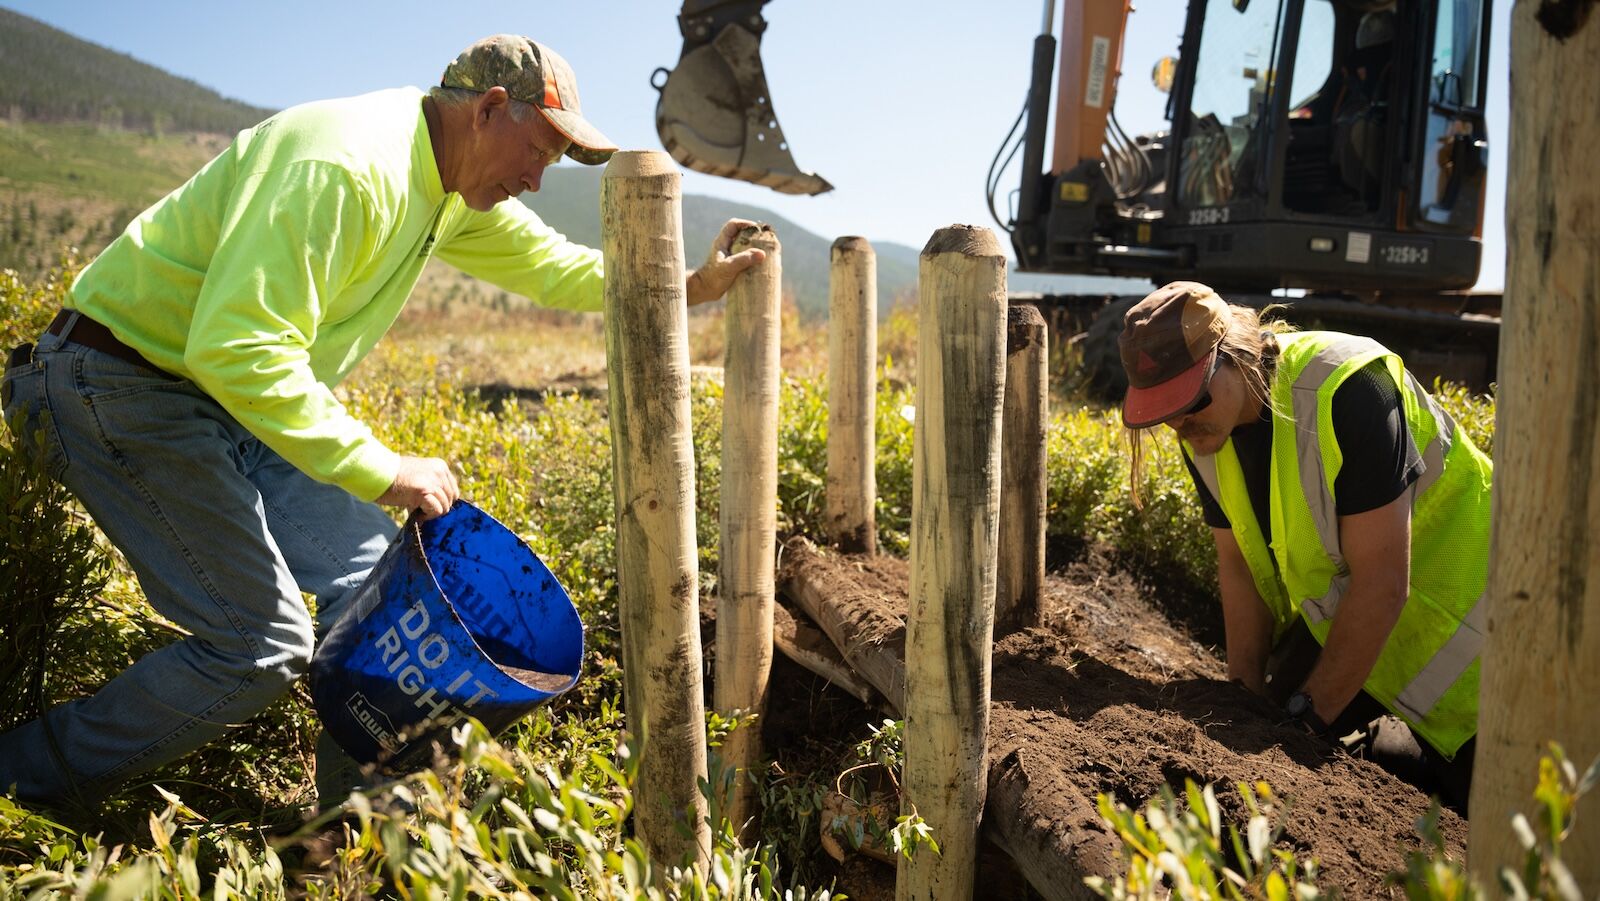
left=826, top=236, right=878, bottom=554
left=601, top=150, right=711, bottom=871
left=997, top=303, right=1048, bottom=635
left=898, top=225, right=1008, bottom=901
left=1469, top=6, right=1600, bottom=884
left=716, top=225, right=782, bottom=841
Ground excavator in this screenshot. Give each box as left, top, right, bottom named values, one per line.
left=1002, top=0, right=1498, bottom=392
left=653, top=0, right=1498, bottom=391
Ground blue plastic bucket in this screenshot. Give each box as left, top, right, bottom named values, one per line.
left=310, top=501, right=583, bottom=773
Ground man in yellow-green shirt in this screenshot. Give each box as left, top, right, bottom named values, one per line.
left=0, top=35, right=761, bottom=810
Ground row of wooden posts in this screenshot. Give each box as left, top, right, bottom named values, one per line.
left=600, top=149, right=1043, bottom=898
left=597, top=57, right=1600, bottom=885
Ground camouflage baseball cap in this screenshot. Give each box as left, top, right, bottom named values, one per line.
left=1119, top=282, right=1230, bottom=429
left=441, top=35, right=617, bottom=165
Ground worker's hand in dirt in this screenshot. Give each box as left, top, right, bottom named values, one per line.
left=1223, top=677, right=1286, bottom=723
left=686, top=218, right=767, bottom=306
left=1281, top=690, right=1336, bottom=742
left=377, top=455, right=460, bottom=520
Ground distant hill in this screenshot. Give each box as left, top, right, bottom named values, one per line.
left=529, top=168, right=1148, bottom=320
left=0, top=7, right=273, bottom=134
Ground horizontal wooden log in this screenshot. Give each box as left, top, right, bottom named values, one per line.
left=772, top=599, right=877, bottom=705
left=983, top=747, right=1114, bottom=901
left=777, top=538, right=1089, bottom=901
left=778, top=538, right=907, bottom=712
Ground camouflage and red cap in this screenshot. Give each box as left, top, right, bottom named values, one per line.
left=1118, top=281, right=1230, bottom=429
left=441, top=35, right=618, bottom=165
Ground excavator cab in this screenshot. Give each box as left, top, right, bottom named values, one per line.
left=1008, top=0, right=1493, bottom=294
left=654, top=0, right=833, bottom=195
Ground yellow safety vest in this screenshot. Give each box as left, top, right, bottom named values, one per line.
left=1188, top=332, right=1492, bottom=758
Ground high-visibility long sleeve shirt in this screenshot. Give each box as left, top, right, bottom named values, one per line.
left=67, top=87, right=603, bottom=501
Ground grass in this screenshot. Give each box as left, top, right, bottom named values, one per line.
left=0, top=121, right=227, bottom=206
left=0, top=121, right=234, bottom=280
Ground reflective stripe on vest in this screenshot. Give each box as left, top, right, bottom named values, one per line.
left=1189, top=336, right=1481, bottom=723
left=1190, top=451, right=1222, bottom=506
left=1393, top=590, right=1485, bottom=721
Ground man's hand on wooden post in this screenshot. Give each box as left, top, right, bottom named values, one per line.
left=686, top=218, right=767, bottom=306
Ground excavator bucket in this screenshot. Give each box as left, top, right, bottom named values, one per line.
left=654, top=0, right=832, bottom=195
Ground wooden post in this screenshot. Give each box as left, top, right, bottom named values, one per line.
left=826, top=236, right=878, bottom=554
left=898, top=225, right=1007, bottom=901
left=716, top=224, right=782, bottom=841
left=1469, top=5, right=1600, bottom=885
left=601, top=150, right=711, bottom=871
left=997, top=302, right=1048, bottom=635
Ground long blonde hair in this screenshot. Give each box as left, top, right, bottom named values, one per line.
left=1127, top=304, right=1295, bottom=508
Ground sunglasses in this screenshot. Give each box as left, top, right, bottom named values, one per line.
left=1180, top=355, right=1227, bottom=417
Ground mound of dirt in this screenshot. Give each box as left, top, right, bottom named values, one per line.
left=771, top=544, right=1465, bottom=897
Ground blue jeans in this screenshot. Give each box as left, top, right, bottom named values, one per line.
left=1, top=328, right=398, bottom=808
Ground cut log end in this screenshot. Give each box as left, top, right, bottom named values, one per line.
left=921, top=224, right=1004, bottom=259
left=603, top=150, right=680, bottom=179
left=734, top=225, right=781, bottom=254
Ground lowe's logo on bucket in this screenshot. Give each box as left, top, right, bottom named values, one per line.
left=346, top=692, right=406, bottom=757
left=311, top=502, right=585, bottom=774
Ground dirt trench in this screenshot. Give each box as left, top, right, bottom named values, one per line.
left=760, top=544, right=1466, bottom=897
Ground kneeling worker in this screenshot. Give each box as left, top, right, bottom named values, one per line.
left=1118, top=282, right=1491, bottom=812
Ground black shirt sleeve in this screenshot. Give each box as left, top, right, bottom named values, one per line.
left=1330, top=360, right=1424, bottom=515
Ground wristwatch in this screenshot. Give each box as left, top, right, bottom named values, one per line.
left=1285, top=690, right=1330, bottom=737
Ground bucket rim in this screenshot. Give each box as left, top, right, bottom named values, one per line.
left=410, top=501, right=583, bottom=695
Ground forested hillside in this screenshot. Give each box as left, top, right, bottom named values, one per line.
left=531, top=168, right=919, bottom=319
left=532, top=168, right=1146, bottom=320
left=0, top=7, right=272, bottom=134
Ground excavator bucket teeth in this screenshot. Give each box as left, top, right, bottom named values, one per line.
left=655, top=22, right=833, bottom=195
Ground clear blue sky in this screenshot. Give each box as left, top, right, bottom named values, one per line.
left=4, top=0, right=1507, bottom=289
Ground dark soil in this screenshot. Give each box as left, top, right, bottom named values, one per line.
left=755, top=544, right=1467, bottom=897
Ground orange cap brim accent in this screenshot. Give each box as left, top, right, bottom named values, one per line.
left=543, top=69, right=562, bottom=110
left=1122, top=350, right=1216, bottom=429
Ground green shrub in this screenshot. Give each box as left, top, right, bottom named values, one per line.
left=0, top=382, right=111, bottom=739
left=1390, top=743, right=1596, bottom=900
left=774, top=372, right=829, bottom=543
left=0, top=261, right=114, bottom=734
left=1087, top=780, right=1321, bottom=900
left=0, top=719, right=836, bottom=900
left=1, top=259, right=75, bottom=347
left=1430, top=379, right=1496, bottom=459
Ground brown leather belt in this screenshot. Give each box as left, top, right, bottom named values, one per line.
left=47, top=310, right=164, bottom=372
